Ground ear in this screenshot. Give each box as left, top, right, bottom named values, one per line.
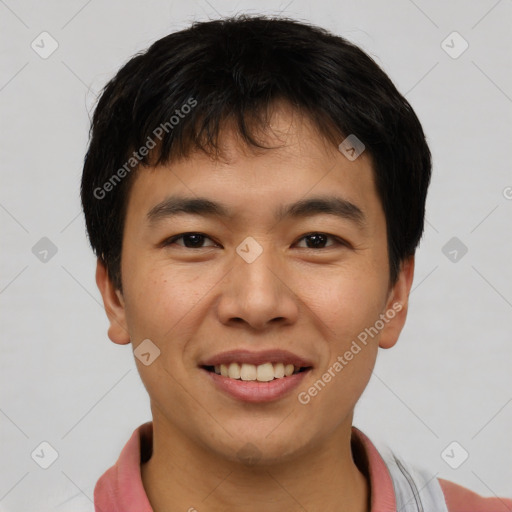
left=95, top=259, right=131, bottom=345
left=378, top=255, right=415, bottom=350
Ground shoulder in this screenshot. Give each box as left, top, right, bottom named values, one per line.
left=439, top=478, right=512, bottom=512
left=352, top=427, right=511, bottom=512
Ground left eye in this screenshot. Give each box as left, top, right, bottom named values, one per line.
left=294, top=233, right=343, bottom=249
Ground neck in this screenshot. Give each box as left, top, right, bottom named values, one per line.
left=141, top=413, right=370, bottom=512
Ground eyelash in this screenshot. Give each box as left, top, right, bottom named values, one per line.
left=161, top=232, right=349, bottom=250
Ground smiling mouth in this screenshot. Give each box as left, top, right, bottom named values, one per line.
left=202, top=362, right=312, bottom=382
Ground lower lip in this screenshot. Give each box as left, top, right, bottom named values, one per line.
left=203, top=368, right=311, bottom=403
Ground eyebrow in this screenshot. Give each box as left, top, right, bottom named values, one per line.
left=147, top=195, right=366, bottom=229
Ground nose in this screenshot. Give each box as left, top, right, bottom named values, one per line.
left=216, top=242, right=300, bottom=331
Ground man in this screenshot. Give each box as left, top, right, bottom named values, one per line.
left=80, top=15, right=511, bottom=512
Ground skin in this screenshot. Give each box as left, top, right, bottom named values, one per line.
left=96, top=102, right=415, bottom=512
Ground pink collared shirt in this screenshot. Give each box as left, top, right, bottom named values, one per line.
left=94, top=422, right=512, bottom=512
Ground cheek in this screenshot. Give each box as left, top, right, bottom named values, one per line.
left=121, top=266, right=205, bottom=397
left=299, top=273, right=383, bottom=418
left=298, top=265, right=388, bottom=345
left=121, top=259, right=201, bottom=344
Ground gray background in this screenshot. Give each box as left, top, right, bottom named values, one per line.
left=1, top=0, right=511, bottom=510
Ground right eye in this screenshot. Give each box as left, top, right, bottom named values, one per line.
left=161, top=232, right=219, bottom=249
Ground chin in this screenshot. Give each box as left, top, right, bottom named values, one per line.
left=208, top=427, right=316, bottom=467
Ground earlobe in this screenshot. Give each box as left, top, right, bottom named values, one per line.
left=378, top=256, right=415, bottom=350
left=95, top=259, right=131, bottom=345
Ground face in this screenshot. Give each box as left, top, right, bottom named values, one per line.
left=97, top=103, right=414, bottom=464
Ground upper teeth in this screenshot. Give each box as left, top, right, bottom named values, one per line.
left=213, top=362, right=299, bottom=381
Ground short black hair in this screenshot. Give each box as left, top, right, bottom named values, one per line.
left=81, top=15, right=432, bottom=292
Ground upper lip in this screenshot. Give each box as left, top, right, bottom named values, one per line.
left=200, top=349, right=314, bottom=368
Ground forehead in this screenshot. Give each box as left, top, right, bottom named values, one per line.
left=124, top=105, right=383, bottom=232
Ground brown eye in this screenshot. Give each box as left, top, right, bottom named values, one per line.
left=163, top=233, right=217, bottom=248
left=295, top=233, right=345, bottom=249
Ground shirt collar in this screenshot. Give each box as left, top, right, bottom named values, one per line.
left=94, top=422, right=396, bottom=512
